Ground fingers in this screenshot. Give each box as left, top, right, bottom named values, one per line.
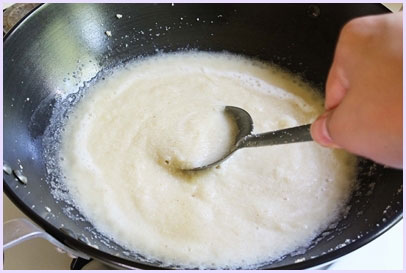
left=324, top=59, right=348, bottom=110
left=310, top=110, right=341, bottom=148
left=313, top=12, right=403, bottom=168
left=313, top=42, right=348, bottom=147
left=314, top=22, right=350, bottom=146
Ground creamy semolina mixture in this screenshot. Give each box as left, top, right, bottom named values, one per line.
left=60, top=52, right=356, bottom=269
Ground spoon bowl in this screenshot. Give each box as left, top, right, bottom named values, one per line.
left=184, top=106, right=313, bottom=171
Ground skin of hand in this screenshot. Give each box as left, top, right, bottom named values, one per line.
left=311, top=12, right=403, bottom=169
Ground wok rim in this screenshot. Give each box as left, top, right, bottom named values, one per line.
left=3, top=3, right=403, bottom=270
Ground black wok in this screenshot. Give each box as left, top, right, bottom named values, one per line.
left=3, top=3, right=403, bottom=269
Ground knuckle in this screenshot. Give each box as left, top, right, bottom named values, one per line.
left=342, top=17, right=364, bottom=34
left=340, top=16, right=377, bottom=40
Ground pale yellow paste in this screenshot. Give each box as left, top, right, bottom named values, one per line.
left=60, top=52, right=356, bottom=269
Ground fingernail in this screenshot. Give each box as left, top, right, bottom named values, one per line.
left=311, top=111, right=341, bottom=148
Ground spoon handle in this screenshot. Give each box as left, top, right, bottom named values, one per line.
left=238, top=124, right=312, bottom=148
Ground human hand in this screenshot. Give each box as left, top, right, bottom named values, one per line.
left=311, top=12, right=403, bottom=168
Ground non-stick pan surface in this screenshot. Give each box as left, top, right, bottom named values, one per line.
left=3, top=3, right=402, bottom=269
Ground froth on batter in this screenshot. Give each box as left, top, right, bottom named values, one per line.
left=60, top=51, right=357, bottom=269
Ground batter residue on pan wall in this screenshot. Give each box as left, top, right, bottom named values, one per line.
left=60, top=52, right=357, bottom=269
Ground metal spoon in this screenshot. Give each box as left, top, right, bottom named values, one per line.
left=184, top=106, right=313, bottom=171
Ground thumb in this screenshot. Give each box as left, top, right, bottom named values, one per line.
left=310, top=110, right=341, bottom=149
